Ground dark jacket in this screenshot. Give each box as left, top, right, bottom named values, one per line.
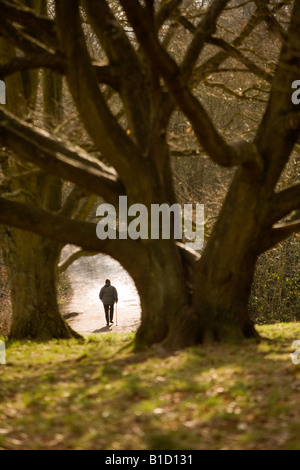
left=99, top=284, right=118, bottom=305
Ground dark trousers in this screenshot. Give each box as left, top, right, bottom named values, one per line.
left=104, top=304, right=114, bottom=324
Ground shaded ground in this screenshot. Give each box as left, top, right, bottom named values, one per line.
left=1, top=323, right=300, bottom=450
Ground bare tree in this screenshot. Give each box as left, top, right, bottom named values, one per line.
left=0, top=0, right=299, bottom=348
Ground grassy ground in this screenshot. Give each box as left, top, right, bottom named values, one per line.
left=1, top=323, right=300, bottom=450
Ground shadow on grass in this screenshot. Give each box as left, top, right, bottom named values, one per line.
left=1, top=324, right=300, bottom=450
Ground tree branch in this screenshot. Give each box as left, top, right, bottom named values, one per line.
left=0, top=56, right=120, bottom=88
left=0, top=17, right=54, bottom=56
left=254, top=1, right=300, bottom=184
left=180, top=0, right=230, bottom=79
left=156, top=0, right=183, bottom=29
left=92, top=63, right=120, bottom=90
left=0, top=196, right=142, bottom=264
left=0, top=0, right=57, bottom=48
left=192, top=4, right=275, bottom=84
left=55, top=0, right=146, bottom=188
left=73, top=194, right=98, bottom=222
left=178, top=12, right=272, bottom=83
left=0, top=53, right=63, bottom=78
left=207, top=37, right=273, bottom=83
left=120, top=0, right=263, bottom=170
left=82, top=0, right=152, bottom=150
left=58, top=185, right=88, bottom=218
left=269, top=183, right=300, bottom=224
left=58, top=248, right=98, bottom=274
left=262, top=219, right=300, bottom=252
left=253, top=0, right=288, bottom=42
left=0, top=107, right=124, bottom=205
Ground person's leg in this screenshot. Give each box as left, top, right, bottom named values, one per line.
left=109, top=304, right=114, bottom=323
left=104, top=304, right=109, bottom=325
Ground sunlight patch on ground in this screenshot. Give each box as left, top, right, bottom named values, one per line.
left=61, top=247, right=141, bottom=333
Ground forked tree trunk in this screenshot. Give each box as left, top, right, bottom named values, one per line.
left=132, top=168, right=264, bottom=350
left=3, top=228, right=80, bottom=340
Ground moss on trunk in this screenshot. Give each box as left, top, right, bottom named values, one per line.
left=4, top=229, right=81, bottom=340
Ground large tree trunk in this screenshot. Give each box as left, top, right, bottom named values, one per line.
left=0, top=8, right=80, bottom=341
left=131, top=240, right=190, bottom=349
left=3, top=228, right=79, bottom=340
left=132, top=168, right=263, bottom=350
left=177, top=168, right=263, bottom=347
left=193, top=247, right=259, bottom=344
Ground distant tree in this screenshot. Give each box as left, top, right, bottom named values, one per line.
left=0, top=0, right=299, bottom=348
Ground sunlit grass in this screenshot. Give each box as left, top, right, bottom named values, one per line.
left=0, top=324, right=300, bottom=449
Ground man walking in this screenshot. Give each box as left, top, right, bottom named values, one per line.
left=99, top=279, right=118, bottom=327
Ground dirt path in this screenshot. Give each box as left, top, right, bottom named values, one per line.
left=63, top=250, right=141, bottom=335
left=68, top=302, right=141, bottom=335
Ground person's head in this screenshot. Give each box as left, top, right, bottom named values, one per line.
left=105, top=279, right=111, bottom=285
